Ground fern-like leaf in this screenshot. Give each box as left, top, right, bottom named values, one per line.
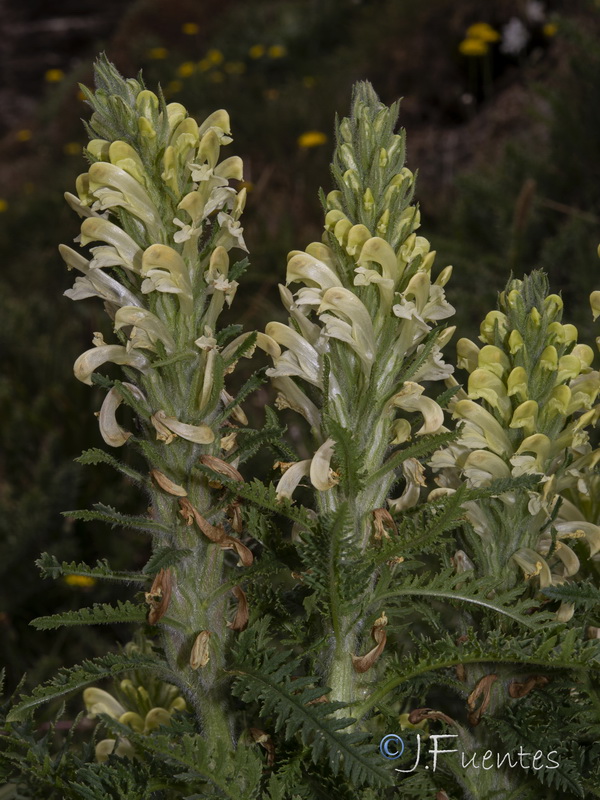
left=36, top=553, right=144, bottom=584
left=7, top=652, right=167, bottom=721
left=62, top=504, right=169, bottom=536
left=31, top=600, right=147, bottom=630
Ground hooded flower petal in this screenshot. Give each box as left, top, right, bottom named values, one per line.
left=265, top=321, right=323, bottom=386
left=114, top=306, right=176, bottom=353
left=318, top=288, right=375, bottom=375
left=152, top=409, right=215, bottom=444
left=286, top=252, right=342, bottom=290
left=84, top=688, right=126, bottom=719
left=88, top=161, right=162, bottom=232
left=80, top=217, right=143, bottom=273
left=309, top=438, right=338, bottom=491
left=74, top=345, right=150, bottom=385
left=275, top=459, right=312, bottom=500
left=98, top=383, right=145, bottom=447
left=60, top=245, right=141, bottom=309
left=272, top=376, right=321, bottom=431
left=392, top=382, right=444, bottom=435
left=141, top=244, right=193, bottom=313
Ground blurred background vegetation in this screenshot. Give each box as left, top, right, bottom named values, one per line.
left=1, top=0, right=600, bottom=698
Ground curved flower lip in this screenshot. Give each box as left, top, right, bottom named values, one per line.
left=463, top=449, right=510, bottom=486
left=391, top=381, right=444, bottom=435
left=141, top=244, right=193, bottom=314
left=555, top=521, right=600, bottom=556
left=278, top=284, right=321, bottom=344
left=60, top=245, right=141, bottom=309
left=220, top=331, right=282, bottom=363
left=554, top=541, right=580, bottom=577
left=286, top=252, right=341, bottom=290
left=153, top=409, right=215, bottom=444
left=64, top=191, right=106, bottom=219
left=74, top=344, right=150, bottom=385
left=265, top=321, right=322, bottom=386
left=309, top=438, right=338, bottom=491
left=468, top=368, right=511, bottom=420
left=114, top=306, right=176, bottom=353
left=88, top=161, right=161, bottom=231
left=318, top=287, right=375, bottom=371
left=272, top=376, right=321, bottom=432
left=388, top=457, right=425, bottom=511
left=515, top=433, right=551, bottom=466
left=512, top=547, right=552, bottom=588
left=83, top=687, right=126, bottom=719
left=80, top=217, right=143, bottom=273
left=98, top=383, right=145, bottom=447
left=357, top=236, right=402, bottom=284
left=275, top=459, right=312, bottom=500
left=453, top=399, right=513, bottom=456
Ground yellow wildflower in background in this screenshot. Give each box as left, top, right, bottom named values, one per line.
left=198, top=58, right=212, bottom=71
left=64, top=575, right=96, bottom=588
left=302, top=76, right=316, bottom=88
left=166, top=80, right=183, bottom=94
left=182, top=22, right=200, bottom=35
left=209, top=71, right=225, bottom=83
left=459, top=38, right=489, bottom=56
left=543, top=23, right=558, bottom=37
left=466, top=22, right=501, bottom=42
left=64, top=142, right=82, bottom=156
left=249, top=44, right=265, bottom=59
left=148, top=47, right=168, bottom=60
left=16, top=129, right=32, bottom=142
left=177, top=61, right=196, bottom=78
left=0, top=199, right=7, bottom=213
left=267, top=45, right=287, bottom=58
left=45, top=68, right=65, bottom=83
left=206, top=49, right=224, bottom=65
left=224, top=61, right=246, bottom=75
left=297, top=130, right=327, bottom=148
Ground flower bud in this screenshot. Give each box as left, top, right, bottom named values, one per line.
left=507, top=367, right=528, bottom=401
left=540, top=345, right=558, bottom=371
left=546, top=385, right=571, bottom=416
left=557, top=354, right=582, bottom=383
left=479, top=311, right=509, bottom=344
left=435, top=265, right=453, bottom=287
left=572, top=344, right=594, bottom=370
left=591, top=291, right=600, bottom=321
left=509, top=401, right=538, bottom=435
left=478, top=345, right=510, bottom=378
left=508, top=329, right=524, bottom=354
left=544, top=294, right=563, bottom=317
left=457, top=338, right=480, bottom=372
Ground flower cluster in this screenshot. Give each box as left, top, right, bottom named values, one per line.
left=83, top=639, right=186, bottom=762
left=266, top=83, right=455, bottom=508
left=433, top=272, right=600, bottom=616
left=61, top=55, right=247, bottom=450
